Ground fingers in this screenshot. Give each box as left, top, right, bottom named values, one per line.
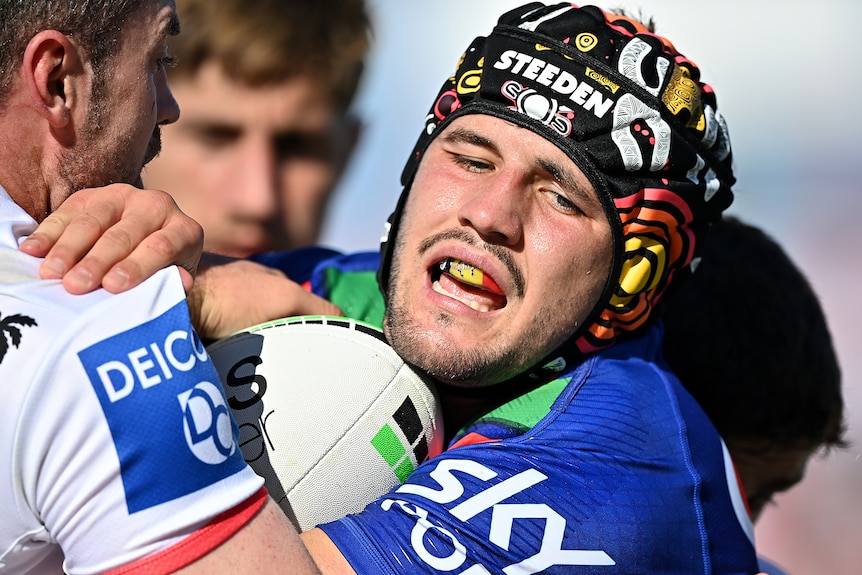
left=286, top=286, right=343, bottom=319
left=189, top=257, right=343, bottom=341
left=19, top=184, right=203, bottom=294
left=99, top=208, right=203, bottom=294
left=176, top=267, right=195, bottom=294
left=20, top=196, right=122, bottom=282
left=61, top=213, right=142, bottom=294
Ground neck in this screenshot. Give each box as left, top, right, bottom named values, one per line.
left=0, top=112, right=53, bottom=221
left=0, top=176, right=51, bottom=223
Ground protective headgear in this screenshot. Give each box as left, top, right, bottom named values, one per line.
left=379, top=3, right=734, bottom=382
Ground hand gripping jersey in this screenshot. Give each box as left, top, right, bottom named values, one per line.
left=0, top=188, right=265, bottom=575
left=258, top=249, right=760, bottom=574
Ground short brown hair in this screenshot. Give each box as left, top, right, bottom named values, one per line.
left=170, top=0, right=371, bottom=111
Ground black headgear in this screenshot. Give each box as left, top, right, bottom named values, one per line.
left=379, top=3, right=734, bottom=381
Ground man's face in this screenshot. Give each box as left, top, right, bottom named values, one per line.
left=59, top=0, right=180, bottom=195
left=143, top=61, right=354, bottom=257
left=384, top=114, right=613, bottom=388
left=727, top=439, right=816, bottom=522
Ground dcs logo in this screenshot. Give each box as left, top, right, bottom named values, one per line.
left=178, top=381, right=237, bottom=464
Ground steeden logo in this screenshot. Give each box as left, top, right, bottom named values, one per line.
left=0, top=311, right=37, bottom=363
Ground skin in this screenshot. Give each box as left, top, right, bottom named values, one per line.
left=13, top=10, right=339, bottom=335
left=11, top=0, right=196, bottom=295
left=20, top=185, right=203, bottom=294
left=10, top=47, right=773, bottom=575
left=0, top=3, right=179, bottom=219
left=31, top=108, right=610, bottom=575
left=143, top=61, right=356, bottom=257
left=384, top=114, right=612, bottom=392
left=19, top=117, right=780, bottom=575
left=3, top=1, right=324, bottom=572
left=727, top=439, right=816, bottom=522
left=298, top=113, right=615, bottom=573
left=52, top=12, right=179, bottom=199
left=189, top=253, right=340, bottom=340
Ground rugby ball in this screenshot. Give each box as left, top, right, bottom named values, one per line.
left=206, top=315, right=443, bottom=532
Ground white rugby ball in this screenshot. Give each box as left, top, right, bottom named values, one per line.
left=206, top=315, right=443, bottom=531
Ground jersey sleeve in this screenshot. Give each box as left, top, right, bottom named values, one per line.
left=4, top=267, right=264, bottom=574
left=320, top=447, right=621, bottom=575
left=319, top=335, right=759, bottom=574
left=322, top=438, right=756, bottom=575
left=249, top=246, right=343, bottom=284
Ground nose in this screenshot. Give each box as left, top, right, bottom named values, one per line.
left=156, top=75, right=180, bottom=126
left=457, top=169, right=525, bottom=246
left=232, top=139, right=279, bottom=220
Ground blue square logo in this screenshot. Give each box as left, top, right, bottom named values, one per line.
left=78, top=301, right=247, bottom=513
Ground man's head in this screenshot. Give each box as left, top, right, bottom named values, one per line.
left=0, top=1, right=139, bottom=110
left=142, top=0, right=371, bottom=257
left=0, top=0, right=180, bottom=218
left=379, top=2, right=734, bottom=388
left=662, top=216, right=846, bottom=520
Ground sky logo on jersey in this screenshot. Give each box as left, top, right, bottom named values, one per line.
left=78, top=301, right=247, bottom=514
left=387, top=458, right=615, bottom=573
left=370, top=397, right=429, bottom=482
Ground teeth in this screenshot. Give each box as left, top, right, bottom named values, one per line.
left=432, top=280, right=493, bottom=312
left=438, top=257, right=502, bottom=294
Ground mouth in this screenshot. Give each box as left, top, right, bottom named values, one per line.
left=143, top=128, right=162, bottom=166
left=430, top=257, right=507, bottom=312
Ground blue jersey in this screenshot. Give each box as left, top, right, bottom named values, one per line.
left=257, top=249, right=759, bottom=574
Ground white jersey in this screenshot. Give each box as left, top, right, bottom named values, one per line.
left=0, top=188, right=265, bottom=574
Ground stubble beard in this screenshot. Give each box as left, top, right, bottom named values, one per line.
left=383, top=233, right=545, bottom=388
left=57, top=97, right=160, bottom=196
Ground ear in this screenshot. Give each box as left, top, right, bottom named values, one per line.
left=22, top=30, right=87, bottom=129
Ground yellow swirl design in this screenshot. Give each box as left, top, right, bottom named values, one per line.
left=575, top=33, right=598, bottom=52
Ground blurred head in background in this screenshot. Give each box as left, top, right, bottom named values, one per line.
left=144, top=0, right=371, bottom=257
left=662, top=215, right=846, bottom=521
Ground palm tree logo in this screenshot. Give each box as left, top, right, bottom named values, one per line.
left=0, top=312, right=37, bottom=363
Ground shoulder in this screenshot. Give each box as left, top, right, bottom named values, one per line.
left=2, top=264, right=265, bottom=573
left=251, top=248, right=381, bottom=281
left=250, top=246, right=345, bottom=281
